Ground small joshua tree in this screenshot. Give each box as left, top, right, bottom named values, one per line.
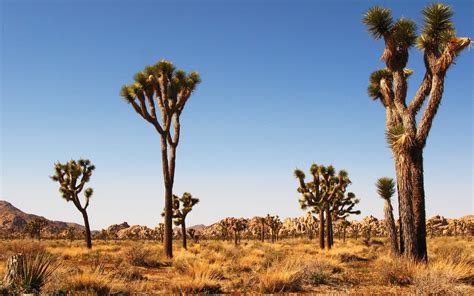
left=65, top=226, right=77, bottom=241
left=376, top=177, right=399, bottom=256
left=50, top=159, right=95, bottom=248
left=218, top=219, right=231, bottom=241
left=257, top=217, right=267, bottom=242
left=156, top=223, right=165, bottom=243
left=120, top=60, right=201, bottom=258
left=168, top=192, right=199, bottom=249
left=24, top=218, right=49, bottom=240
left=265, top=215, right=283, bottom=243
left=230, top=218, right=247, bottom=245
left=187, top=229, right=199, bottom=243
left=295, top=164, right=354, bottom=249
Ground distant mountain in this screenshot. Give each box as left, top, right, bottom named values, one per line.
left=0, top=200, right=84, bottom=237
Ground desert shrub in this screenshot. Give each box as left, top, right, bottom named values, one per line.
left=123, top=244, right=152, bottom=267
left=170, top=262, right=223, bottom=294
left=412, top=269, right=460, bottom=295
left=258, top=268, right=302, bottom=292
left=339, top=253, right=368, bottom=263
left=299, top=260, right=340, bottom=285
left=259, top=250, right=287, bottom=270
left=171, top=277, right=222, bottom=294
left=112, top=267, right=146, bottom=281
left=432, top=244, right=472, bottom=265
left=375, top=257, right=418, bottom=286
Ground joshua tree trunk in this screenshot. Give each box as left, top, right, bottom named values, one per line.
left=411, top=148, right=427, bottom=261
left=325, top=206, right=332, bottom=249
left=329, top=217, right=334, bottom=246
left=343, top=226, right=346, bottom=242
left=384, top=200, right=399, bottom=256
left=319, top=208, right=325, bottom=249
left=181, top=221, right=187, bottom=250
left=260, top=221, right=265, bottom=242
left=162, top=137, right=175, bottom=258
left=398, top=199, right=405, bottom=255
left=81, top=210, right=92, bottom=249
left=394, top=151, right=417, bottom=259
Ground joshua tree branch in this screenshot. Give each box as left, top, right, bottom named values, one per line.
left=408, top=73, right=432, bottom=114
left=415, top=74, right=445, bottom=147
left=380, top=78, right=394, bottom=108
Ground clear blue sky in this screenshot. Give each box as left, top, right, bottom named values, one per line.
left=1, top=0, right=472, bottom=230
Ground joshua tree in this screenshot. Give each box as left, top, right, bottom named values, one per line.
left=265, top=215, right=283, bottom=243
left=156, top=223, right=165, bottom=243
left=331, top=192, right=361, bottom=245
left=376, top=177, right=399, bottom=256
left=165, top=192, right=199, bottom=250
left=50, top=159, right=95, bottom=249
left=363, top=3, right=471, bottom=261
left=218, top=219, right=231, bottom=241
left=257, top=217, right=267, bottom=242
left=295, top=164, right=354, bottom=249
left=229, top=218, right=247, bottom=245
left=120, top=60, right=201, bottom=258
left=351, top=222, right=362, bottom=240
left=24, top=218, right=49, bottom=240
left=187, top=228, right=199, bottom=243
left=339, top=219, right=351, bottom=242
left=65, top=226, right=77, bottom=241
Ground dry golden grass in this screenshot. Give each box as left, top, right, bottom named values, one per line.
left=0, top=236, right=472, bottom=294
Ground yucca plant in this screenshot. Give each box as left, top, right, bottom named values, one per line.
left=15, top=251, right=59, bottom=294
left=376, top=177, right=399, bottom=256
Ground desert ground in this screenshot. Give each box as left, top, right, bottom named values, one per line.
left=0, top=236, right=472, bottom=295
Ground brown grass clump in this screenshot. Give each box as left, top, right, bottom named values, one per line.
left=63, top=272, right=111, bottom=295
left=375, top=256, right=419, bottom=285
left=257, top=261, right=303, bottom=293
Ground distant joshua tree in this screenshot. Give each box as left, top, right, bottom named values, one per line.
left=66, top=226, right=77, bottom=241
left=230, top=218, right=247, bottom=245
left=265, top=215, right=283, bottom=243
left=25, top=217, right=49, bottom=240
left=218, top=220, right=231, bottom=241
left=294, top=164, right=355, bottom=250
left=50, top=159, right=95, bottom=248
left=376, top=177, right=399, bottom=256
left=167, top=193, right=199, bottom=249
left=156, top=223, right=165, bottom=243
left=363, top=3, right=471, bottom=261
left=187, top=228, right=199, bottom=243
left=120, top=60, right=201, bottom=258
left=257, top=217, right=267, bottom=242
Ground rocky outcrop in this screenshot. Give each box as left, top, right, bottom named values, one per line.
left=0, top=200, right=84, bottom=238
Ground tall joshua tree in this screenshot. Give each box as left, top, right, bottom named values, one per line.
left=51, top=159, right=95, bottom=249
left=167, top=192, right=199, bottom=250
left=376, top=177, right=399, bottom=256
left=363, top=3, right=470, bottom=260
left=120, top=60, right=201, bottom=258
